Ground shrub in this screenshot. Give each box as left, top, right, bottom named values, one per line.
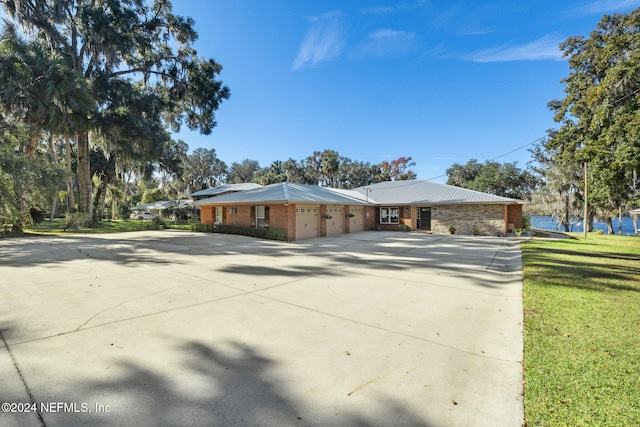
left=29, top=205, right=45, bottom=225
left=522, top=212, right=531, bottom=229
left=64, top=213, right=93, bottom=230
left=147, top=216, right=168, bottom=230
left=194, top=223, right=287, bottom=241
left=117, top=204, right=132, bottom=220
left=192, top=223, right=216, bottom=233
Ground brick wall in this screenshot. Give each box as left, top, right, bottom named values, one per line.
left=202, top=202, right=518, bottom=238
left=234, top=205, right=252, bottom=227
left=431, top=204, right=505, bottom=236
left=268, top=204, right=295, bottom=240
left=364, top=206, right=375, bottom=231
left=201, top=206, right=214, bottom=225
left=507, top=204, right=523, bottom=230
left=200, top=203, right=296, bottom=240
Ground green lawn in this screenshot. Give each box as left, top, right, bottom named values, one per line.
left=522, top=234, right=640, bottom=426
left=21, top=218, right=193, bottom=234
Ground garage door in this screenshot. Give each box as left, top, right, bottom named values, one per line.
left=295, top=205, right=320, bottom=240
left=348, top=206, right=364, bottom=233
left=326, top=205, right=345, bottom=236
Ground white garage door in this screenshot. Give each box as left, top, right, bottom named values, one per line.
left=326, top=205, right=345, bottom=236
left=348, top=206, right=364, bottom=233
left=295, top=205, right=320, bottom=240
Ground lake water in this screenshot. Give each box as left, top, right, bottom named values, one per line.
left=530, top=215, right=639, bottom=235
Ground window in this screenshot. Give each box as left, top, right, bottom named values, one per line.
left=380, top=207, right=399, bottom=224
left=256, top=206, right=266, bottom=228
left=215, top=207, right=223, bottom=225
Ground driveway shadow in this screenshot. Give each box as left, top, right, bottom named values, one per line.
left=2, top=338, right=434, bottom=427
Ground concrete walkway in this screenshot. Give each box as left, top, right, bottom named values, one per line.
left=1, top=231, right=524, bottom=427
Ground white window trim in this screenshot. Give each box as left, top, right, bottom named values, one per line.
left=380, top=207, right=400, bottom=224
left=256, top=205, right=266, bottom=228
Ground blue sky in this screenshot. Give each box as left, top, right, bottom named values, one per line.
left=172, top=0, right=640, bottom=183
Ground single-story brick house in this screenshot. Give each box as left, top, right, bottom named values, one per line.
left=192, top=180, right=524, bottom=241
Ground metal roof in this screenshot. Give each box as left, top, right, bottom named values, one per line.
left=132, top=199, right=193, bottom=211
left=190, top=183, right=262, bottom=197
left=353, top=180, right=522, bottom=205
left=193, top=180, right=523, bottom=206
left=193, top=182, right=368, bottom=206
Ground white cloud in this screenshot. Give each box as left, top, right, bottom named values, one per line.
left=360, top=5, right=397, bottom=14
left=581, top=0, right=640, bottom=14
left=292, top=11, right=345, bottom=70
left=354, top=28, right=418, bottom=58
left=467, top=34, right=564, bottom=63
left=360, top=1, right=429, bottom=15
left=369, top=28, right=416, bottom=40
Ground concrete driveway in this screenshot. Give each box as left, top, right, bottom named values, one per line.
left=1, top=230, right=523, bottom=427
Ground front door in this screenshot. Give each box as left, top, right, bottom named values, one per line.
left=418, top=207, right=431, bottom=230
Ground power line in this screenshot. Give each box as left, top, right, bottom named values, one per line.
left=426, top=136, right=544, bottom=181
left=490, top=137, right=544, bottom=161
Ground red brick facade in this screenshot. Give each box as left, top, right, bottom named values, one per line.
left=507, top=204, right=523, bottom=230
left=199, top=202, right=524, bottom=239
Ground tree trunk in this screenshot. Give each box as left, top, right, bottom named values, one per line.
left=605, top=216, right=615, bottom=234
left=560, top=193, right=570, bottom=232
left=48, top=134, right=59, bottom=221
left=77, top=131, right=92, bottom=215
left=50, top=198, right=58, bottom=221
left=93, top=178, right=104, bottom=222
left=65, top=136, right=76, bottom=213
left=100, top=179, right=108, bottom=221
left=618, top=207, right=623, bottom=234
left=587, top=210, right=595, bottom=232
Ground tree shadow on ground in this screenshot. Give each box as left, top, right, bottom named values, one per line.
left=524, top=246, right=640, bottom=293
left=0, top=232, right=522, bottom=291
left=2, top=338, right=435, bottom=427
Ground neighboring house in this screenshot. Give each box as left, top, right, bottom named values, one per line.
left=630, top=208, right=640, bottom=234
left=193, top=180, right=524, bottom=241
left=132, top=199, right=193, bottom=217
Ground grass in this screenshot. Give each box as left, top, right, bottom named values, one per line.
left=20, top=218, right=192, bottom=234
left=522, top=234, right=640, bottom=426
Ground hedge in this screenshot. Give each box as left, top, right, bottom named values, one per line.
left=192, top=223, right=287, bottom=241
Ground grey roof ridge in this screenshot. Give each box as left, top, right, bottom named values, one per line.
left=283, top=182, right=291, bottom=202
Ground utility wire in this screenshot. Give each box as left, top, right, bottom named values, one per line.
left=426, top=136, right=544, bottom=181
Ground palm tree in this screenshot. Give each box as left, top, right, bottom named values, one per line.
left=0, top=26, right=93, bottom=155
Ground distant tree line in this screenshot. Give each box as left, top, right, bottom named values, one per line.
left=445, top=159, right=538, bottom=200
left=230, top=151, right=417, bottom=188
left=141, top=148, right=417, bottom=197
